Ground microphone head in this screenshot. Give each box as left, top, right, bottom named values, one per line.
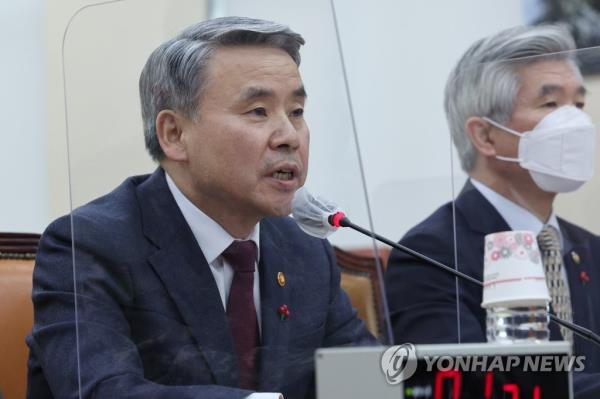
left=291, top=187, right=341, bottom=239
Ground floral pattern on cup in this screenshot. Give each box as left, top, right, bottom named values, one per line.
left=485, top=231, right=540, bottom=264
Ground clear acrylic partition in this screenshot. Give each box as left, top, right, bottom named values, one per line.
left=346, top=19, right=600, bottom=397
left=405, top=47, right=600, bottom=397
left=342, top=7, right=600, bottom=352
left=58, top=0, right=600, bottom=396
left=60, top=0, right=393, bottom=397
left=321, top=0, right=466, bottom=353
left=61, top=3, right=199, bottom=397
left=447, top=47, right=600, bottom=348
left=309, top=4, right=600, bottom=395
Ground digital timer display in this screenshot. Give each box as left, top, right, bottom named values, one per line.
left=403, top=356, right=570, bottom=399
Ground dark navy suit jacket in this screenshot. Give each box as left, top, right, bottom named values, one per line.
left=27, top=169, right=375, bottom=399
left=384, top=182, right=600, bottom=397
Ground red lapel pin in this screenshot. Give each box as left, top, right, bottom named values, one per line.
left=278, top=304, right=290, bottom=320
left=579, top=271, right=590, bottom=284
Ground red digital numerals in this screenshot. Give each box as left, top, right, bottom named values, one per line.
left=433, top=371, right=541, bottom=399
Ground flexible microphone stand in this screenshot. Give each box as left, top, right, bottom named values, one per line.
left=328, top=212, right=600, bottom=347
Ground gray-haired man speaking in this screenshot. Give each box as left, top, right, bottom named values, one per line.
left=27, top=17, right=375, bottom=399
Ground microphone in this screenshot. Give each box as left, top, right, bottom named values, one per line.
left=292, top=188, right=600, bottom=347
left=291, top=187, right=341, bottom=239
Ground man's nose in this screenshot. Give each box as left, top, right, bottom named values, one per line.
left=270, top=113, right=301, bottom=150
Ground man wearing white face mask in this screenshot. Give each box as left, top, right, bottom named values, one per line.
left=385, top=24, right=600, bottom=397
left=482, top=105, right=596, bottom=194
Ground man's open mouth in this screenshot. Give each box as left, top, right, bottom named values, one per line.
left=272, top=170, right=294, bottom=181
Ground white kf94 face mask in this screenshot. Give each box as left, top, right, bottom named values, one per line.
left=483, top=105, right=597, bottom=193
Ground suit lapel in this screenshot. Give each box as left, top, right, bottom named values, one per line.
left=455, top=182, right=599, bottom=344
left=559, top=220, right=596, bottom=332
left=138, top=169, right=239, bottom=387
left=455, top=181, right=512, bottom=235
left=455, top=183, right=585, bottom=338
left=257, top=218, right=291, bottom=392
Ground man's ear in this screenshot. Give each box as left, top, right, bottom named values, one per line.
left=465, top=116, right=497, bottom=157
left=155, top=110, right=188, bottom=162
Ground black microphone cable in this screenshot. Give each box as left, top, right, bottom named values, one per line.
left=328, top=212, right=600, bottom=347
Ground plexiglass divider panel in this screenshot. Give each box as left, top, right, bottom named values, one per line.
left=49, top=1, right=600, bottom=397
left=62, top=1, right=392, bottom=397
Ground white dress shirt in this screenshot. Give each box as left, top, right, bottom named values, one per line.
left=166, top=173, right=282, bottom=399
left=470, top=178, right=570, bottom=285
left=470, top=178, right=564, bottom=247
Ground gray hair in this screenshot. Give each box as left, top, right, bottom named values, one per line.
left=444, top=25, right=578, bottom=171
left=139, top=16, right=305, bottom=161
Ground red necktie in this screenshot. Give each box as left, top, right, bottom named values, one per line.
left=222, top=240, right=259, bottom=389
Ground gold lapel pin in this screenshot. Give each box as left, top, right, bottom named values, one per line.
left=571, top=251, right=581, bottom=265
left=277, top=272, right=286, bottom=287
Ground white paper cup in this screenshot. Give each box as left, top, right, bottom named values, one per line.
left=481, top=230, right=550, bottom=308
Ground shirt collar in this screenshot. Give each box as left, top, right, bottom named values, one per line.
left=165, top=172, right=260, bottom=264
left=470, top=178, right=566, bottom=250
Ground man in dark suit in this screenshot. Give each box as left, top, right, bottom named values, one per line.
left=384, top=25, right=600, bottom=396
left=27, top=17, right=375, bottom=399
